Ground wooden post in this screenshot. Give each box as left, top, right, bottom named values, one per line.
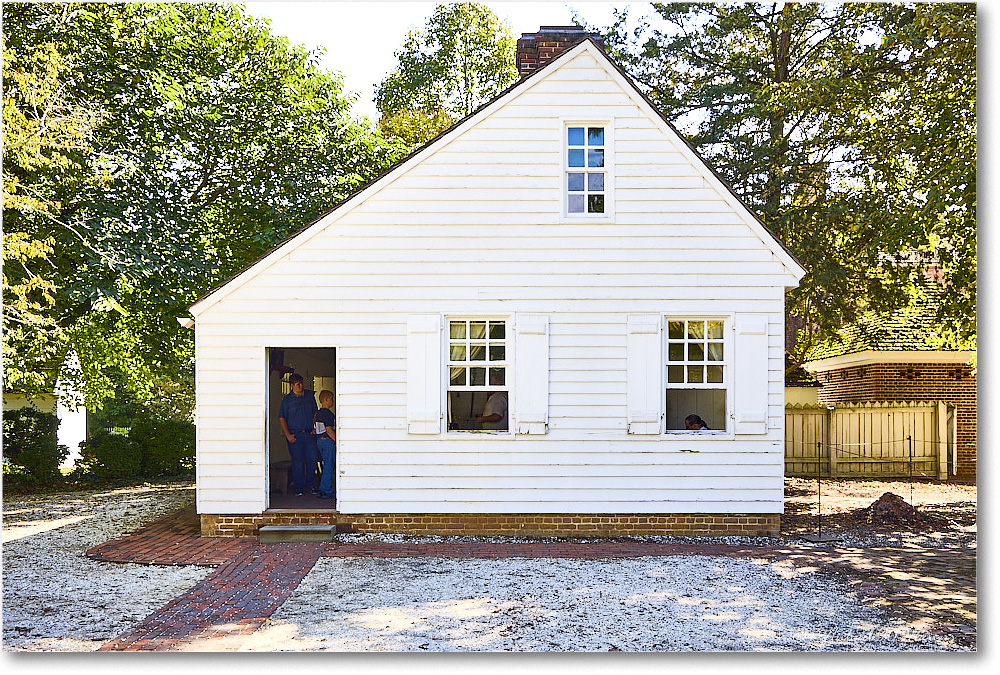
left=824, top=405, right=835, bottom=478
left=937, top=400, right=948, bottom=479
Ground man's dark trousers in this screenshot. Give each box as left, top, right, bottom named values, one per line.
left=288, top=431, right=318, bottom=493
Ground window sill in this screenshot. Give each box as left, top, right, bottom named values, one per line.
left=558, top=214, right=614, bottom=224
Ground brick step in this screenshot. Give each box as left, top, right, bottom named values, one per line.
left=259, top=524, right=338, bottom=543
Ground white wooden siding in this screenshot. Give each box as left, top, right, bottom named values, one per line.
left=192, top=44, right=799, bottom=515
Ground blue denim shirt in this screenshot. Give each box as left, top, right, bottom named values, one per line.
left=279, top=390, right=317, bottom=432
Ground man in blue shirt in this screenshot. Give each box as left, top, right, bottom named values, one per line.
left=278, top=373, right=318, bottom=495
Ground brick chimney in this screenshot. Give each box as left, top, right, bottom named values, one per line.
left=516, top=26, right=605, bottom=78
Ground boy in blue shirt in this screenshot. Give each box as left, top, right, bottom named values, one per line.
left=315, top=390, right=336, bottom=499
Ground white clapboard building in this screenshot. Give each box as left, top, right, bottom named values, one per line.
left=188, top=28, right=806, bottom=537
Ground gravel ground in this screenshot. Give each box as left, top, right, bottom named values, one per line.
left=239, top=554, right=958, bottom=652
left=1, top=479, right=974, bottom=652
left=2, top=481, right=208, bottom=652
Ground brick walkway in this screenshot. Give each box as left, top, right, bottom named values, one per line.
left=87, top=506, right=976, bottom=651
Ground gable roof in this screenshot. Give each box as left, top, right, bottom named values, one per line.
left=190, top=38, right=806, bottom=317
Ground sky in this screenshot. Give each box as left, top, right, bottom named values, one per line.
left=244, top=1, right=635, bottom=120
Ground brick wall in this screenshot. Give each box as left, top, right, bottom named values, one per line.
left=516, top=27, right=604, bottom=78
left=814, top=362, right=976, bottom=479
left=201, top=512, right=779, bottom=538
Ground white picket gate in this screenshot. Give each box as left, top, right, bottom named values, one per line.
left=785, top=401, right=957, bottom=479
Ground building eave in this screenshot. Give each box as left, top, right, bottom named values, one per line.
left=803, top=350, right=977, bottom=373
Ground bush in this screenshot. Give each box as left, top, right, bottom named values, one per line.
left=130, top=417, right=195, bottom=476
left=77, top=430, right=141, bottom=480
left=2, top=406, right=68, bottom=486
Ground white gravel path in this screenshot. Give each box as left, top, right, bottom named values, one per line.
left=1, top=481, right=970, bottom=652
left=2, top=482, right=208, bottom=651
left=238, top=553, right=959, bottom=652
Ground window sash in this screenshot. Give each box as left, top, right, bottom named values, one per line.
left=565, top=124, right=606, bottom=215
left=665, top=317, right=729, bottom=431
left=447, top=318, right=508, bottom=391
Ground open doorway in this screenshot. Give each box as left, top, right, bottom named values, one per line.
left=266, top=347, right=336, bottom=510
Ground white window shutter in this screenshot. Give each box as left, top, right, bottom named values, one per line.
left=514, top=315, right=549, bottom=434
left=733, top=314, right=769, bottom=434
left=406, top=314, right=441, bottom=434
left=626, top=314, right=662, bottom=434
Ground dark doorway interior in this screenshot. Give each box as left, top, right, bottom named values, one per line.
left=266, top=347, right=336, bottom=510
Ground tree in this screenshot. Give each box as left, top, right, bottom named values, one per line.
left=375, top=2, right=518, bottom=146
left=2, top=3, right=405, bottom=407
left=849, top=3, right=976, bottom=352
left=602, top=2, right=975, bottom=370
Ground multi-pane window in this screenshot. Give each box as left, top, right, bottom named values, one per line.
left=665, top=318, right=727, bottom=431
left=447, top=319, right=509, bottom=431
left=567, top=126, right=605, bottom=214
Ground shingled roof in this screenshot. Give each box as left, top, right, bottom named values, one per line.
left=806, top=282, right=955, bottom=360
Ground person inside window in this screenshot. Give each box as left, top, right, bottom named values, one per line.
left=475, top=371, right=508, bottom=431
left=684, top=414, right=709, bottom=431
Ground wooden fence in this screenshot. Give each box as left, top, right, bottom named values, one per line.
left=785, top=401, right=957, bottom=479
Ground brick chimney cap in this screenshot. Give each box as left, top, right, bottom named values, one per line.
left=538, top=25, right=586, bottom=31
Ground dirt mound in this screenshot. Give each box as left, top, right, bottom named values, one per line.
left=861, top=492, right=944, bottom=527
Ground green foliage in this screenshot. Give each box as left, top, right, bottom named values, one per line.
left=2, top=2, right=405, bottom=406
left=77, top=430, right=141, bottom=480
left=378, top=107, right=457, bottom=147
left=602, top=3, right=975, bottom=369
left=2, top=406, right=69, bottom=485
left=129, top=417, right=195, bottom=477
left=376, top=2, right=517, bottom=146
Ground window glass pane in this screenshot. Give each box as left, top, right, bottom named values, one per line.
left=687, top=365, right=704, bottom=383
left=668, top=321, right=684, bottom=339
left=588, top=172, right=604, bottom=191
left=489, top=367, right=505, bottom=385
left=448, top=391, right=480, bottom=430
left=568, top=173, right=585, bottom=191
left=450, top=321, right=466, bottom=339
left=665, top=389, right=726, bottom=431
left=470, top=367, right=486, bottom=386
left=489, top=322, right=505, bottom=339
left=568, top=194, right=585, bottom=212
left=588, top=127, right=604, bottom=145
left=568, top=148, right=585, bottom=167
left=469, top=322, right=486, bottom=339
left=688, top=343, right=704, bottom=361
left=667, top=365, right=685, bottom=383
left=707, top=365, right=724, bottom=383
left=587, top=149, right=604, bottom=167
left=469, top=344, right=486, bottom=361
left=707, top=321, right=724, bottom=339
left=568, top=127, right=585, bottom=145
left=668, top=343, right=684, bottom=361
left=588, top=194, right=604, bottom=213
left=450, top=367, right=466, bottom=386
left=489, top=345, right=505, bottom=361
left=450, top=345, right=467, bottom=361
left=687, top=321, right=705, bottom=339
left=708, top=342, right=724, bottom=361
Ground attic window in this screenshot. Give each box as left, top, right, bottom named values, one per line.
left=566, top=125, right=606, bottom=215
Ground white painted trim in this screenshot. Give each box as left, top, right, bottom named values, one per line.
left=558, top=117, right=615, bottom=222
left=804, top=350, right=977, bottom=372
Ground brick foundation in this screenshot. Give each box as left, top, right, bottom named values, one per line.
left=813, top=361, right=976, bottom=479
left=201, top=512, right=780, bottom=538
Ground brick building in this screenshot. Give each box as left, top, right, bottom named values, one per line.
left=802, top=293, right=976, bottom=480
